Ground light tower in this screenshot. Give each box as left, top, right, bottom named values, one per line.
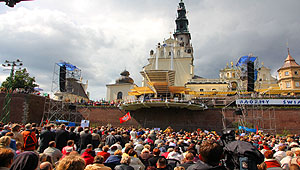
left=1, top=59, right=23, bottom=123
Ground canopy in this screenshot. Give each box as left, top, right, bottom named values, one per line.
left=57, top=62, right=79, bottom=71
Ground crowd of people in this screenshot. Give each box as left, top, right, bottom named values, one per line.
left=0, top=123, right=300, bottom=170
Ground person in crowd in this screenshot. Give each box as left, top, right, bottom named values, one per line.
left=187, top=140, right=226, bottom=170
left=105, top=131, right=117, bottom=147
left=156, top=157, right=168, bottom=170
left=128, top=149, right=145, bottom=170
left=62, top=140, right=75, bottom=156
left=105, top=149, right=123, bottom=169
left=40, top=162, right=53, bottom=170
left=281, top=151, right=293, bottom=170
left=179, top=152, right=195, bottom=169
left=11, top=124, right=23, bottom=146
left=15, top=141, right=23, bottom=155
left=148, top=148, right=165, bottom=167
left=108, top=145, right=118, bottom=155
left=43, top=141, right=63, bottom=163
left=261, top=150, right=282, bottom=170
left=69, top=127, right=79, bottom=148
left=130, top=129, right=138, bottom=143
left=10, top=151, right=39, bottom=170
left=55, top=124, right=69, bottom=151
left=39, top=125, right=55, bottom=153
left=56, top=155, right=86, bottom=170
left=91, top=155, right=111, bottom=170
left=92, top=129, right=101, bottom=149
left=80, top=128, right=92, bottom=152
left=5, top=132, right=16, bottom=151
left=81, top=144, right=96, bottom=157
left=0, top=148, right=14, bottom=170
left=0, top=136, right=15, bottom=156
left=139, top=148, right=152, bottom=168
left=81, top=144, right=95, bottom=165
left=1, top=125, right=10, bottom=136
left=115, top=155, right=134, bottom=170
left=162, top=148, right=173, bottom=158
left=274, top=145, right=286, bottom=161
left=39, top=153, right=54, bottom=166
left=21, top=124, right=37, bottom=151
left=97, top=145, right=110, bottom=162
left=167, top=146, right=184, bottom=162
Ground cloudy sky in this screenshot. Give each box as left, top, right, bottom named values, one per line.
left=0, top=0, right=299, bottom=100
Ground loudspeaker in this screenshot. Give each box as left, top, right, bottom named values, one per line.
left=59, top=65, right=66, bottom=92
left=68, top=104, right=76, bottom=111
left=247, top=61, right=254, bottom=92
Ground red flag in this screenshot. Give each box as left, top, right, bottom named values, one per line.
left=119, top=112, right=131, bottom=124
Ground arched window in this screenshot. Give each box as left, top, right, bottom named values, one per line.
left=177, top=50, right=180, bottom=57
left=117, top=92, right=123, bottom=100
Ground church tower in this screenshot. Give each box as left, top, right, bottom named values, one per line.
left=173, top=0, right=191, bottom=48
left=140, top=0, right=194, bottom=97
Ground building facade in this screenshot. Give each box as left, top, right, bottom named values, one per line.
left=278, top=50, right=300, bottom=90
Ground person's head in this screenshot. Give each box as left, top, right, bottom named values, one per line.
left=286, top=151, right=294, bottom=157
left=25, top=124, right=32, bottom=130
left=10, top=151, right=39, bottom=170
left=60, top=124, right=66, bottom=129
left=174, top=166, right=185, bottom=170
left=84, top=165, right=101, bottom=170
left=67, top=140, right=74, bottom=146
left=128, top=149, right=136, bottom=156
left=153, top=148, right=161, bottom=156
left=12, top=124, right=21, bottom=132
left=0, top=148, right=14, bottom=168
left=0, top=136, right=11, bottom=148
left=185, top=152, right=194, bottom=161
left=87, top=144, right=93, bottom=150
left=290, top=164, right=300, bottom=170
left=120, top=155, right=131, bottom=165
left=114, top=150, right=123, bottom=156
left=141, top=148, right=150, bottom=154
left=278, top=145, right=286, bottom=151
left=124, top=146, right=132, bottom=154
left=16, top=141, right=23, bottom=150
left=102, top=145, right=109, bottom=152
left=156, top=158, right=167, bottom=168
left=49, top=141, right=56, bottom=148
left=93, top=155, right=105, bottom=164
left=199, top=140, right=223, bottom=166
left=56, top=155, right=85, bottom=170
left=40, top=162, right=53, bottom=170
left=264, top=150, right=274, bottom=159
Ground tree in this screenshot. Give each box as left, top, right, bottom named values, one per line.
left=1, top=68, right=38, bottom=92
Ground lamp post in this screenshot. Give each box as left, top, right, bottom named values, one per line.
left=1, top=59, right=23, bottom=123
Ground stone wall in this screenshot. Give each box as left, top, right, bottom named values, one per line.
left=0, top=93, right=45, bottom=123
left=1, top=94, right=300, bottom=134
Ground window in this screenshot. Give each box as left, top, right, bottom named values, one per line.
left=232, top=73, right=235, bottom=78
left=177, top=50, right=180, bottom=57
left=285, top=71, right=289, bottom=76
left=169, top=52, right=171, bottom=56
left=227, top=73, right=230, bottom=78
left=212, top=89, right=216, bottom=91
left=296, top=82, right=300, bottom=87
left=286, top=82, right=291, bottom=88
left=117, top=92, right=123, bottom=99
left=160, top=51, right=164, bottom=57
left=199, top=89, right=204, bottom=91
left=295, top=71, right=298, bottom=75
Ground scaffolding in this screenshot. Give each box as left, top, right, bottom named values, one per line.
left=222, top=54, right=277, bottom=134
left=41, top=61, right=88, bottom=125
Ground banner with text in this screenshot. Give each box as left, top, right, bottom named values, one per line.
left=236, top=99, right=300, bottom=105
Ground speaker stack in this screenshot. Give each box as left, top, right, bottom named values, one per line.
left=59, top=65, right=66, bottom=92
left=247, top=61, right=255, bottom=92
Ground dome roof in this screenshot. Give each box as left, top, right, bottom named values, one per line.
left=116, top=70, right=134, bottom=84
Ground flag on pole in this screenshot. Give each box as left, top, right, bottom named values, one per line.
left=119, top=112, right=131, bottom=124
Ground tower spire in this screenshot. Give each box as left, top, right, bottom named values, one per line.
left=173, top=0, right=191, bottom=47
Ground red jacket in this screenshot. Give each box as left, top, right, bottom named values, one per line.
left=81, top=149, right=94, bottom=165
left=264, top=159, right=281, bottom=168
left=97, top=151, right=110, bottom=161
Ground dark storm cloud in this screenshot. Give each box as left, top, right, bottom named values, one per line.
left=0, top=0, right=300, bottom=99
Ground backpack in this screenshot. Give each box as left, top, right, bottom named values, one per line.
left=24, top=130, right=36, bottom=149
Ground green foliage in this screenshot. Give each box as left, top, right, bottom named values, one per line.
left=1, top=68, right=38, bottom=92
